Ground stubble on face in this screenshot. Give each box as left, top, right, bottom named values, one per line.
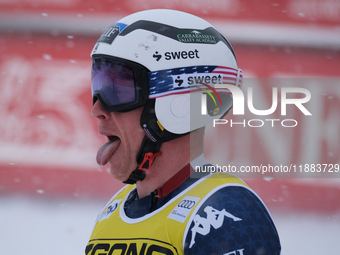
left=95, top=106, right=145, bottom=182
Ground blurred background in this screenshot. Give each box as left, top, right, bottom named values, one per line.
left=0, top=0, right=339, bottom=254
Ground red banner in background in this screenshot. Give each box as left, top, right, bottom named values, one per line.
left=0, top=35, right=98, bottom=170
left=2, top=0, right=340, bottom=27
left=0, top=33, right=339, bottom=212
left=0, top=0, right=339, bottom=213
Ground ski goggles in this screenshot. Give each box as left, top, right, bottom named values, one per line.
left=91, top=55, right=150, bottom=112
left=92, top=55, right=243, bottom=113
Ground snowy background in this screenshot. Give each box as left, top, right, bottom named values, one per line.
left=1, top=1, right=340, bottom=254
left=1, top=192, right=339, bottom=255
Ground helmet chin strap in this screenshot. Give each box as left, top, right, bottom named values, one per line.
left=123, top=100, right=188, bottom=185
left=122, top=136, right=162, bottom=184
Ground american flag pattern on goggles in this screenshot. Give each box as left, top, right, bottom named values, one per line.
left=148, top=65, right=243, bottom=99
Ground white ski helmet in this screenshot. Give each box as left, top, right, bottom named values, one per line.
left=91, top=9, right=243, bottom=135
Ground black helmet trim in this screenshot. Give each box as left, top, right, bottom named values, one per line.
left=119, top=20, right=236, bottom=57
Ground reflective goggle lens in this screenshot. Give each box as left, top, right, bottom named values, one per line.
left=91, top=58, right=142, bottom=111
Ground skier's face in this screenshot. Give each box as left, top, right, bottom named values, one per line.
left=91, top=99, right=145, bottom=181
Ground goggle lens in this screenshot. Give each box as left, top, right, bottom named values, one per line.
left=91, top=58, right=141, bottom=111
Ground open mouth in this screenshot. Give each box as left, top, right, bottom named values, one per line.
left=96, top=135, right=121, bottom=166
left=108, top=135, right=119, bottom=142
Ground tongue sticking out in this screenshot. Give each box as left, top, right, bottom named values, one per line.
left=96, top=138, right=120, bottom=166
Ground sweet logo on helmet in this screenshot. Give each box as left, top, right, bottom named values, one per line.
left=153, top=52, right=162, bottom=61
left=174, top=76, right=184, bottom=86
left=153, top=50, right=200, bottom=62
left=177, top=29, right=217, bottom=44
left=174, top=74, right=223, bottom=88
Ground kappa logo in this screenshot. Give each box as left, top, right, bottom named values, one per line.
left=189, top=206, right=242, bottom=248
left=153, top=49, right=200, bottom=61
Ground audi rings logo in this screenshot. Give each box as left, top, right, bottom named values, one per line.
left=168, top=196, right=200, bottom=222
left=178, top=200, right=196, bottom=209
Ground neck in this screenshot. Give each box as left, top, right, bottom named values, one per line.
left=136, top=129, right=204, bottom=198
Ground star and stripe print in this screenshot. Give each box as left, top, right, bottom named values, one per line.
left=148, top=65, right=243, bottom=99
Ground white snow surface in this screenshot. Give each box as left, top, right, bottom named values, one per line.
left=0, top=195, right=339, bottom=255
